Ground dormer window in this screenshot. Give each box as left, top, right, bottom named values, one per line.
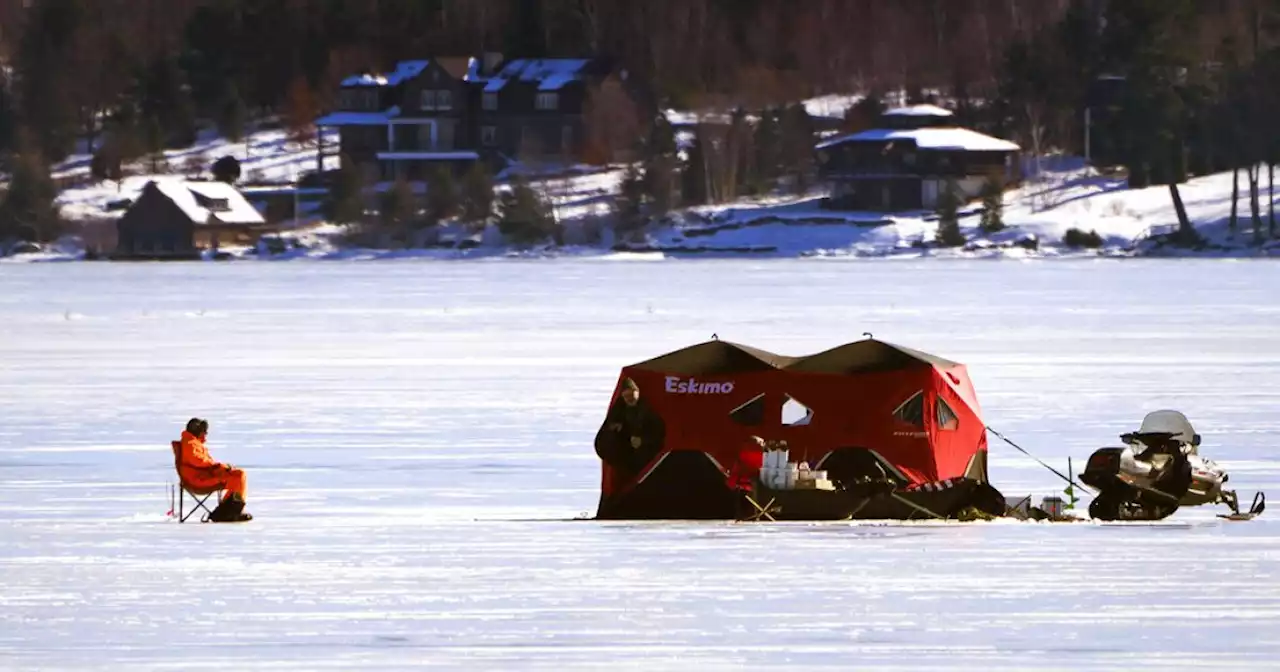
left=535, top=92, right=558, bottom=110
left=192, top=192, right=230, bottom=212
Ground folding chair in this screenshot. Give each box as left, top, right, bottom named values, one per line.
left=169, top=440, right=222, bottom=523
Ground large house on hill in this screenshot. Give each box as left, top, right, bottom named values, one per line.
left=815, top=104, right=1021, bottom=211
left=316, top=53, right=629, bottom=181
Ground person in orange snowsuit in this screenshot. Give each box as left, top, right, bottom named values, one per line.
left=177, top=418, right=251, bottom=522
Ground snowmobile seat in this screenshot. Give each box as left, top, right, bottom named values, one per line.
left=170, top=440, right=222, bottom=523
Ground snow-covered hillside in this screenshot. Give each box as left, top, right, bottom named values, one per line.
left=16, top=110, right=1280, bottom=261
left=630, top=158, right=1280, bottom=259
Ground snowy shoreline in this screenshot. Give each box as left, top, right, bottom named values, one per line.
left=12, top=123, right=1278, bottom=264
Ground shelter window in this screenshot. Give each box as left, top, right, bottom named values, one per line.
left=893, top=391, right=925, bottom=429
left=730, top=393, right=766, bottom=427
left=782, top=395, right=813, bottom=426
left=936, top=398, right=959, bottom=431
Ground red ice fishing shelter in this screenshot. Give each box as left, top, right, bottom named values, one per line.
left=593, top=337, right=989, bottom=519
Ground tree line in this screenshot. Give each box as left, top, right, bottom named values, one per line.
left=2, top=0, right=1280, bottom=246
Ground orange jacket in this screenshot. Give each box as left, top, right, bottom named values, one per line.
left=179, top=431, right=218, bottom=471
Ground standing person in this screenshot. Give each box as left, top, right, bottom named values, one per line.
left=594, top=378, right=665, bottom=479
left=177, top=418, right=252, bottom=523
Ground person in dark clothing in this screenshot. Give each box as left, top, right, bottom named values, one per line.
left=594, top=377, right=666, bottom=480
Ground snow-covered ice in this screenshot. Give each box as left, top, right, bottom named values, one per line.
left=1, top=260, right=1279, bottom=670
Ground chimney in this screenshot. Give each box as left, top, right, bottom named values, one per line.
left=483, top=52, right=503, bottom=76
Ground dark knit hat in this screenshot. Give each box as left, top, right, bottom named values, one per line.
left=620, top=377, right=639, bottom=392
left=186, top=417, right=209, bottom=435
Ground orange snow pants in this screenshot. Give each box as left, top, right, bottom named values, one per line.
left=180, top=464, right=247, bottom=502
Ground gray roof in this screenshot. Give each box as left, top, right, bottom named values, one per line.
left=629, top=340, right=798, bottom=375
left=628, top=338, right=959, bottom=376
left=785, top=339, right=959, bottom=375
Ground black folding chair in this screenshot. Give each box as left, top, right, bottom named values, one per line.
left=169, top=441, right=223, bottom=523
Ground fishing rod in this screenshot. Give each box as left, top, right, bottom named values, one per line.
left=986, top=426, right=1095, bottom=496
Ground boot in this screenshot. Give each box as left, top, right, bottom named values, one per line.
left=208, top=494, right=249, bottom=523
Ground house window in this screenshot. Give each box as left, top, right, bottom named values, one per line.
left=483, top=92, right=498, bottom=111
left=893, top=391, right=925, bottom=429
left=535, top=92, right=559, bottom=110
left=421, top=90, right=453, bottom=111
left=481, top=126, right=497, bottom=146
left=936, top=398, right=959, bottom=431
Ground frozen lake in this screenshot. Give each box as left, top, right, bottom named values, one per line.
left=2, top=259, right=1279, bottom=670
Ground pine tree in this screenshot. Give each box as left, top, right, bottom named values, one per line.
left=682, top=135, right=709, bottom=206
left=212, top=155, right=242, bottom=184
left=640, top=115, right=678, bottom=217
left=137, top=54, right=197, bottom=152
left=498, top=177, right=557, bottom=247
left=284, top=78, right=318, bottom=147
left=0, top=76, right=16, bottom=158
left=379, top=179, right=417, bottom=234
left=325, top=155, right=365, bottom=225
left=15, top=0, right=88, bottom=160
left=426, top=166, right=460, bottom=224
left=644, top=155, right=677, bottom=220
left=749, top=107, right=782, bottom=195
left=935, top=179, right=965, bottom=247
left=843, top=93, right=885, bottom=133
left=179, top=0, right=246, bottom=120
left=779, top=103, right=816, bottom=195
left=979, top=173, right=1006, bottom=233
left=614, top=162, right=647, bottom=242
left=461, top=162, right=495, bottom=230
left=217, top=85, right=249, bottom=143
left=0, top=142, right=62, bottom=243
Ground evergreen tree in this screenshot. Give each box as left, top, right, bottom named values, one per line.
left=137, top=54, right=197, bottom=152
left=426, top=166, right=461, bottom=224
left=0, top=141, right=62, bottom=243
left=179, top=0, right=245, bottom=121
left=934, top=179, right=965, bottom=247
left=0, top=76, right=16, bottom=158
left=614, top=162, right=647, bottom=242
left=682, top=135, right=709, bottom=206
left=779, top=103, right=816, bottom=195
left=640, top=115, right=679, bottom=217
left=749, top=107, right=782, bottom=194
left=379, top=179, right=417, bottom=235
left=212, top=156, right=242, bottom=184
left=217, top=84, right=249, bottom=144
left=325, top=156, right=365, bottom=225
left=843, top=91, right=885, bottom=133
left=497, top=177, right=558, bottom=247
left=15, top=0, right=88, bottom=160
left=284, top=78, right=319, bottom=147
left=461, top=162, right=495, bottom=230
left=643, top=155, right=678, bottom=220
left=979, top=173, right=1005, bottom=233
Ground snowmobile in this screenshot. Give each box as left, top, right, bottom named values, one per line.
left=1079, top=410, right=1265, bottom=522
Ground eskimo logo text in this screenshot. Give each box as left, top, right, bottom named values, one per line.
left=665, top=376, right=735, bottom=394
